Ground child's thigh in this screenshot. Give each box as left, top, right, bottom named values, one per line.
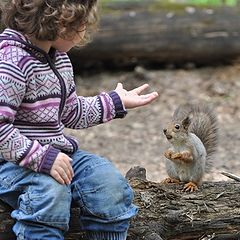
left=0, top=161, right=33, bottom=191
left=0, top=161, right=71, bottom=212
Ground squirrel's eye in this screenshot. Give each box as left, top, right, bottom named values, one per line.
left=175, top=124, right=180, bottom=129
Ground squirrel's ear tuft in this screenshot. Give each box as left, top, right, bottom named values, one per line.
left=182, top=116, right=191, bottom=130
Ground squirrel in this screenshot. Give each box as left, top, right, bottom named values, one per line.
left=162, top=103, right=218, bottom=192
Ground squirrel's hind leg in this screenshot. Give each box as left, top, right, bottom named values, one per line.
left=183, top=181, right=199, bottom=192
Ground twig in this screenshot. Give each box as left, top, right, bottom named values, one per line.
left=221, top=171, right=240, bottom=182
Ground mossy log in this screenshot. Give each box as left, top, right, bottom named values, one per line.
left=69, top=2, right=240, bottom=71
left=1, top=168, right=240, bottom=240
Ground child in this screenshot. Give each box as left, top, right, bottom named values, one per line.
left=0, top=0, right=158, bottom=239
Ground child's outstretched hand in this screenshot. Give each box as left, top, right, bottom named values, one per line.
left=50, top=152, right=74, bottom=185
left=114, top=83, right=158, bottom=109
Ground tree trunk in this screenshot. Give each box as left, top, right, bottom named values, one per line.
left=1, top=172, right=240, bottom=240
left=69, top=2, right=240, bottom=71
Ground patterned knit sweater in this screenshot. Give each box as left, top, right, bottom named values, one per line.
left=0, top=29, right=127, bottom=174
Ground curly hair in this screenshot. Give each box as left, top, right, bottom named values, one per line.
left=1, top=0, right=98, bottom=44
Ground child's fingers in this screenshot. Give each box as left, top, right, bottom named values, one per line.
left=136, top=92, right=159, bottom=106
left=50, top=170, right=65, bottom=185
left=116, top=82, right=123, bottom=89
left=140, top=92, right=158, bottom=99
left=61, top=159, right=74, bottom=179
left=133, top=83, right=149, bottom=94
left=50, top=161, right=73, bottom=184
left=58, top=167, right=71, bottom=184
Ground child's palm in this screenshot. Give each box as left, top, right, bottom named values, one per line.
left=115, top=83, right=158, bottom=109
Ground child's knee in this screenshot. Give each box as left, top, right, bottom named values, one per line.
left=73, top=162, right=137, bottom=222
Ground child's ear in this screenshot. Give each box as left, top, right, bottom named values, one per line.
left=182, top=116, right=191, bottom=130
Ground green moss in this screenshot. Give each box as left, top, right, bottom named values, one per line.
left=99, top=0, right=239, bottom=13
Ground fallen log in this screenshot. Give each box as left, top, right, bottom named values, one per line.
left=1, top=1, right=240, bottom=70
left=69, top=2, right=240, bottom=71
left=1, top=167, right=240, bottom=240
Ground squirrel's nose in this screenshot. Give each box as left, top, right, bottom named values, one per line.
left=163, top=129, right=167, bottom=134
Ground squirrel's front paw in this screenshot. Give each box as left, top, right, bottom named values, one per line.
left=172, top=151, right=193, bottom=162
left=164, top=150, right=174, bottom=160
left=171, top=152, right=183, bottom=160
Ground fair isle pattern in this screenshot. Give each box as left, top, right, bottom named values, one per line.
left=25, top=72, right=62, bottom=100
left=59, top=69, right=74, bottom=94
left=0, top=40, right=28, bottom=65
left=0, top=64, right=26, bottom=107
left=0, top=29, right=124, bottom=174
left=78, top=96, right=103, bottom=128
left=0, top=128, right=32, bottom=162
left=16, top=105, right=59, bottom=123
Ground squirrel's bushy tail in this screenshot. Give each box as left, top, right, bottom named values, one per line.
left=173, top=103, right=218, bottom=158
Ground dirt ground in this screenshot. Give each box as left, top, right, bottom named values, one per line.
left=65, top=63, right=240, bottom=183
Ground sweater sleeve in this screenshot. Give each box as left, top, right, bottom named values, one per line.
left=62, top=82, right=127, bottom=129
left=0, top=61, right=59, bottom=174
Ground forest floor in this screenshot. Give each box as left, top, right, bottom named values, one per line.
left=65, top=63, right=240, bottom=183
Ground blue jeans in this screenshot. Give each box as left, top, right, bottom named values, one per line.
left=0, top=150, right=138, bottom=240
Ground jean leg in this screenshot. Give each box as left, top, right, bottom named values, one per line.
left=71, top=150, right=138, bottom=239
left=0, top=162, right=72, bottom=240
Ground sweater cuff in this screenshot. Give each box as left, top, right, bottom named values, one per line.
left=108, top=91, right=127, bottom=119
left=39, top=146, right=61, bottom=174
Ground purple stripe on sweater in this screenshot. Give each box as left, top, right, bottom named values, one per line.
left=19, top=130, right=62, bottom=135
left=65, top=91, right=76, bottom=103
left=17, top=130, right=61, bottom=136
left=33, top=67, right=53, bottom=74
left=17, top=55, right=34, bottom=69
left=19, top=61, right=53, bottom=78
left=0, top=127, right=14, bottom=143
left=14, top=121, right=59, bottom=127
left=62, top=111, right=76, bottom=126
left=15, top=122, right=60, bottom=129
left=21, top=99, right=60, bottom=110
left=0, top=63, right=26, bottom=77
left=0, top=121, right=13, bottom=131
left=0, top=127, right=13, bottom=140
left=0, top=122, right=14, bottom=133
left=100, top=94, right=111, bottom=122
left=0, top=103, right=18, bottom=111
left=59, top=61, right=71, bottom=68
left=0, top=71, right=25, bottom=84
left=3, top=29, right=26, bottom=40
left=0, top=109, right=15, bottom=118
left=22, top=95, right=62, bottom=104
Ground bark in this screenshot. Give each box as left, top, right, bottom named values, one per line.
left=1, top=168, right=240, bottom=240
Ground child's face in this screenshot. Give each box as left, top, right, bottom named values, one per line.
left=52, top=25, right=86, bottom=52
